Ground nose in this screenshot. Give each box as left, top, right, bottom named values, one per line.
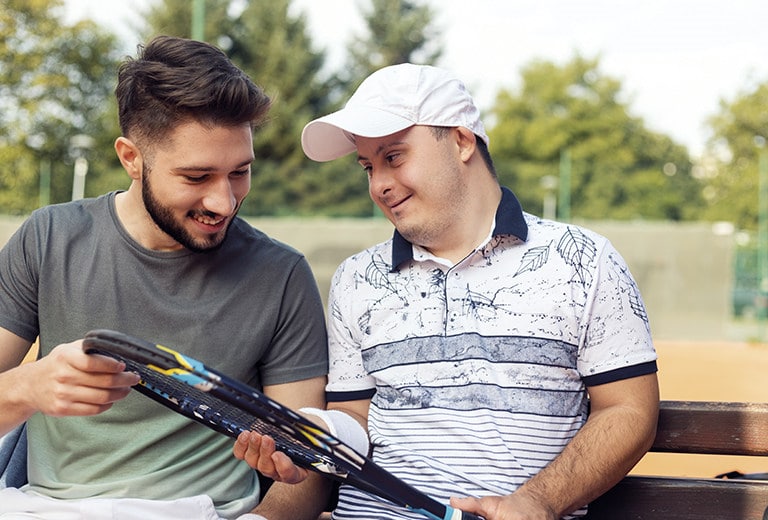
left=204, top=177, right=238, bottom=216
left=368, top=168, right=393, bottom=199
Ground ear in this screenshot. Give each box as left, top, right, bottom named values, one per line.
left=454, top=127, right=477, bottom=163
left=114, top=137, right=143, bottom=180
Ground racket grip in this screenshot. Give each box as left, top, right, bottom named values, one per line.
left=447, top=507, right=484, bottom=520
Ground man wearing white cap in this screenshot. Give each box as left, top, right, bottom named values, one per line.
left=237, top=63, right=659, bottom=520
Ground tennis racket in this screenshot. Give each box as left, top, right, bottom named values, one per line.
left=82, top=329, right=483, bottom=520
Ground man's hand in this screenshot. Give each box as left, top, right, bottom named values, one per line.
left=233, top=403, right=369, bottom=487
left=17, top=339, right=140, bottom=417
left=451, top=491, right=558, bottom=520
left=234, top=431, right=310, bottom=484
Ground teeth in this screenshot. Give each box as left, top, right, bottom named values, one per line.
left=195, top=215, right=224, bottom=226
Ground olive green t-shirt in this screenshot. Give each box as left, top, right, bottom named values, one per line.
left=0, top=193, right=328, bottom=516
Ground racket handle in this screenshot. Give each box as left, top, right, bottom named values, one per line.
left=446, top=507, right=484, bottom=520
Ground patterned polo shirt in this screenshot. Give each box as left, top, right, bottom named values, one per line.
left=326, top=187, right=657, bottom=519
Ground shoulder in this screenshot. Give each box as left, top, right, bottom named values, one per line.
left=226, top=217, right=310, bottom=266
left=523, top=213, right=607, bottom=242
left=35, top=193, right=110, bottom=218
left=18, top=194, right=112, bottom=239
left=334, top=239, right=394, bottom=275
left=512, top=214, right=631, bottom=286
left=521, top=213, right=614, bottom=256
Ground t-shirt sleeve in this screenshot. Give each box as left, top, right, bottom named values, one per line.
left=325, top=260, right=377, bottom=400
left=0, top=213, right=43, bottom=341
left=577, top=239, right=658, bottom=385
left=256, top=254, right=329, bottom=386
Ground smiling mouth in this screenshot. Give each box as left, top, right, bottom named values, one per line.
left=388, top=195, right=411, bottom=210
left=192, top=213, right=226, bottom=227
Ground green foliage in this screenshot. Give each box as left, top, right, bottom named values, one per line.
left=0, top=1, right=739, bottom=224
left=141, top=0, right=363, bottom=216
left=230, top=0, right=339, bottom=215
left=0, top=0, right=123, bottom=212
left=344, top=0, right=442, bottom=86
left=0, top=145, right=35, bottom=213
left=699, top=82, right=768, bottom=230
left=140, top=0, right=231, bottom=41
left=488, top=55, right=703, bottom=221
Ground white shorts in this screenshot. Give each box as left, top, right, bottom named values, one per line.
left=0, top=488, right=222, bottom=520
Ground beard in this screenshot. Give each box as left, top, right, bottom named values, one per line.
left=141, top=164, right=236, bottom=253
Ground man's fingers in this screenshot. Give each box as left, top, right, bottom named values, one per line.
left=235, top=431, right=265, bottom=468
left=232, top=432, right=309, bottom=484
left=233, top=430, right=252, bottom=459
left=271, top=449, right=309, bottom=484
left=18, top=342, right=140, bottom=418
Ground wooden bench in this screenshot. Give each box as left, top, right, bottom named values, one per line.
left=319, top=400, right=768, bottom=519
left=587, top=400, right=768, bottom=519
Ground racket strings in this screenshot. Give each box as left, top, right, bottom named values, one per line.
left=128, top=360, right=349, bottom=476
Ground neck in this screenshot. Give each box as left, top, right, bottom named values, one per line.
left=114, top=185, right=181, bottom=251
left=424, top=183, right=502, bottom=264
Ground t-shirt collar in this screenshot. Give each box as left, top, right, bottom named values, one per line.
left=390, top=186, right=528, bottom=271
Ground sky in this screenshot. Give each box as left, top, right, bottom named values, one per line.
left=62, top=0, right=768, bottom=158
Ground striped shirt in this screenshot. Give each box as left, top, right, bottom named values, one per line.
left=326, top=187, right=657, bottom=519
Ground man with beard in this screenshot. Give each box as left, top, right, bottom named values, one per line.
left=0, top=36, right=330, bottom=520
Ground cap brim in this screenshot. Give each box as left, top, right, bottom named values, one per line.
left=301, top=106, right=415, bottom=162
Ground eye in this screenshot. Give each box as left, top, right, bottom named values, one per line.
left=384, top=151, right=405, bottom=167
left=184, top=174, right=209, bottom=183
left=230, top=168, right=250, bottom=178
left=359, top=162, right=372, bottom=175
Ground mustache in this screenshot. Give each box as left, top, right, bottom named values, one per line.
left=188, top=200, right=241, bottom=220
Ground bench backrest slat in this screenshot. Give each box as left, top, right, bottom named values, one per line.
left=652, top=401, right=768, bottom=456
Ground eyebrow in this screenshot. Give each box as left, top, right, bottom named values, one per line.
left=174, top=158, right=254, bottom=173
left=357, top=140, right=407, bottom=162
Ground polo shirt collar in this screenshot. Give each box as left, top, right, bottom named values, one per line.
left=390, top=186, right=528, bottom=270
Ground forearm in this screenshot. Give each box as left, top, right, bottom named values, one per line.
left=0, top=331, right=36, bottom=435
left=516, top=398, right=658, bottom=517
left=253, top=473, right=333, bottom=520
left=0, top=363, right=41, bottom=436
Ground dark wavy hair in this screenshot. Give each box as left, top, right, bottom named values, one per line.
left=115, top=35, right=271, bottom=147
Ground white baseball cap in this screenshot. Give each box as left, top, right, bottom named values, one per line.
left=301, top=63, right=489, bottom=162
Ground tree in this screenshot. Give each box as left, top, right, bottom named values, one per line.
left=140, top=0, right=231, bottom=42
left=142, top=0, right=353, bottom=215
left=344, top=0, right=442, bottom=88
left=229, top=1, right=344, bottom=215
left=0, top=0, right=124, bottom=213
left=488, top=55, right=703, bottom=221
left=699, top=81, right=768, bottom=230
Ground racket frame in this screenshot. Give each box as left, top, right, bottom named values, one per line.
left=82, top=329, right=480, bottom=520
